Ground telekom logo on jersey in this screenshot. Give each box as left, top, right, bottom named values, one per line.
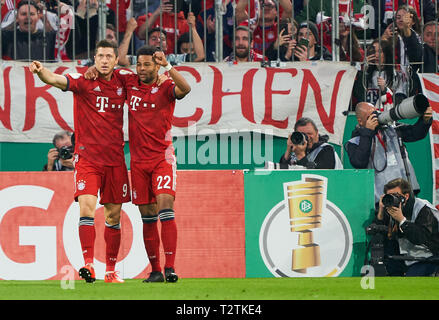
left=95, top=96, right=124, bottom=113
left=129, top=96, right=156, bottom=111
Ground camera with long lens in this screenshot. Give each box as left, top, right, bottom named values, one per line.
left=382, top=193, right=406, bottom=208
left=290, top=132, right=308, bottom=145
left=57, top=145, right=74, bottom=160
left=377, top=93, right=429, bottom=125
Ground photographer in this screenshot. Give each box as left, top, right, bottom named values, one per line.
left=43, top=131, right=74, bottom=172
left=375, top=178, right=439, bottom=276
left=345, top=102, right=432, bottom=204
left=279, top=117, right=343, bottom=169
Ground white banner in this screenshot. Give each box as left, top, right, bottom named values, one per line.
left=419, top=73, right=439, bottom=209
left=0, top=61, right=357, bottom=145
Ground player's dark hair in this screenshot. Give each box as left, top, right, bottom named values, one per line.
left=136, top=45, right=159, bottom=60
left=95, top=39, right=118, bottom=57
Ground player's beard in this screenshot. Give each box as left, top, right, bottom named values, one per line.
left=140, top=71, right=157, bottom=85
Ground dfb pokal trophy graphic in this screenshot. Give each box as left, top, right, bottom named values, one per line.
left=283, top=175, right=327, bottom=273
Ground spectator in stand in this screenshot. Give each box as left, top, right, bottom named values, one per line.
left=120, top=15, right=205, bottom=67
left=1, top=0, right=56, bottom=61
left=136, top=0, right=189, bottom=55
left=294, top=21, right=332, bottom=61
left=265, top=18, right=298, bottom=61
left=371, top=0, right=436, bottom=38
left=196, top=0, right=235, bottom=61
left=339, top=18, right=364, bottom=62
left=422, top=21, right=439, bottom=73
left=380, top=5, right=423, bottom=105
left=130, top=0, right=161, bottom=51
left=224, top=25, right=267, bottom=63
left=71, top=0, right=99, bottom=59
left=1, top=0, right=74, bottom=61
left=117, top=18, right=139, bottom=67
left=236, top=0, right=292, bottom=56
left=352, top=39, right=395, bottom=109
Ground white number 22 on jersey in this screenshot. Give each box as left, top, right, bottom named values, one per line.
left=157, top=175, right=171, bottom=189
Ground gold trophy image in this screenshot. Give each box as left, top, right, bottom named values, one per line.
left=283, top=175, right=327, bottom=273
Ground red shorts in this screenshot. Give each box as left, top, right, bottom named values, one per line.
left=130, top=154, right=177, bottom=205
left=73, top=154, right=131, bottom=204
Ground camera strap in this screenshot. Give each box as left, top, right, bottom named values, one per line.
left=371, top=131, right=388, bottom=173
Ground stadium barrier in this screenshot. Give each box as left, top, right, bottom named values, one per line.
left=0, top=169, right=374, bottom=280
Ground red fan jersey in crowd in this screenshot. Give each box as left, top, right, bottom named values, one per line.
left=1, top=0, right=15, bottom=20
left=240, top=20, right=278, bottom=55
left=107, top=0, right=130, bottom=32
left=64, top=72, right=127, bottom=167
left=136, top=12, right=189, bottom=55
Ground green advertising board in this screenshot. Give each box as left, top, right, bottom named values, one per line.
left=244, top=169, right=375, bottom=277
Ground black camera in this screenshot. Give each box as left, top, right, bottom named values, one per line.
left=57, top=145, right=74, bottom=160
left=365, top=223, right=388, bottom=235
left=290, top=132, right=308, bottom=145
left=382, top=193, right=406, bottom=208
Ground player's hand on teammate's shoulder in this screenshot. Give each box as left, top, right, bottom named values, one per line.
left=84, top=66, right=99, bottom=80
left=157, top=73, right=170, bottom=86
left=29, top=61, right=43, bottom=74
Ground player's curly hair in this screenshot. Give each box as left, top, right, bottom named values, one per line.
left=136, top=45, right=159, bottom=60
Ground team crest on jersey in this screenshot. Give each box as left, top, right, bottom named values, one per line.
left=117, top=87, right=123, bottom=96
left=77, top=179, right=86, bottom=191
left=268, top=32, right=275, bottom=40
left=151, top=87, right=158, bottom=94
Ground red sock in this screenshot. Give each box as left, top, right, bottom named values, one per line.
left=78, top=217, right=95, bottom=265
left=159, top=209, right=177, bottom=269
left=104, top=223, right=121, bottom=272
left=142, top=215, right=161, bottom=272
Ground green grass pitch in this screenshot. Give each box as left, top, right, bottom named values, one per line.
left=0, top=277, right=438, bottom=300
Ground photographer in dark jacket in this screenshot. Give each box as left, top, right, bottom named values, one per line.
left=280, top=117, right=343, bottom=169
left=345, top=102, right=431, bottom=204
left=43, top=131, right=74, bottom=172
left=375, top=178, right=439, bottom=276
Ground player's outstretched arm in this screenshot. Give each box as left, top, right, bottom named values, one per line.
left=168, top=67, right=191, bottom=99
left=153, top=52, right=191, bottom=99
left=29, top=61, right=68, bottom=90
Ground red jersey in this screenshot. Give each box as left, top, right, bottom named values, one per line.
left=123, top=73, right=177, bottom=163
left=136, top=12, right=189, bottom=55
left=64, top=72, right=127, bottom=166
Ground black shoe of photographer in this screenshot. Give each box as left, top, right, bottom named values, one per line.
left=165, top=267, right=178, bottom=283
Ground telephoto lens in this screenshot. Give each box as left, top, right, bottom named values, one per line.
left=290, top=132, right=307, bottom=145
left=382, top=193, right=405, bottom=208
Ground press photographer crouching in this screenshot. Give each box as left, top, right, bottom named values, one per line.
left=43, top=130, right=74, bottom=172
left=279, top=117, right=343, bottom=169
left=345, top=96, right=432, bottom=204
left=373, top=178, right=439, bottom=276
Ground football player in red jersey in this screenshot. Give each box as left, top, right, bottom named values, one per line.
left=29, top=40, right=130, bottom=284
left=124, top=46, right=191, bottom=283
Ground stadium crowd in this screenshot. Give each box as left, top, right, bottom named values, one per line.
left=1, top=0, right=438, bottom=110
